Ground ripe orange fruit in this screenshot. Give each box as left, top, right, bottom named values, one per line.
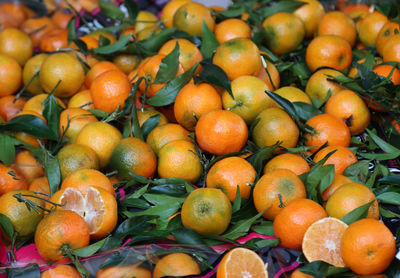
left=59, top=108, right=98, bottom=143
left=23, top=93, right=65, bottom=116
left=195, top=110, right=248, bottom=155
left=0, top=189, right=43, bottom=239
left=272, top=86, right=312, bottom=106
left=216, top=248, right=268, bottom=278
left=85, top=61, right=121, bottom=89
left=146, top=123, right=190, bottom=155
left=304, top=114, right=351, bottom=152
left=262, top=12, right=305, bottom=55
left=302, top=217, right=348, bottom=267
left=39, top=52, right=85, bottom=98
left=222, top=75, right=274, bottom=124
left=313, top=145, right=357, bottom=174
left=274, top=198, right=327, bottom=250
left=264, top=153, right=310, bottom=176
left=316, top=11, right=357, bottom=46
left=153, top=253, right=201, bottom=278
left=158, top=140, right=202, bottom=183
left=137, top=109, right=168, bottom=127
left=20, top=17, right=56, bottom=47
left=135, top=11, right=158, bottom=35
left=206, top=156, right=256, bottom=202
left=22, top=53, right=48, bottom=95
left=88, top=30, right=117, bottom=45
left=325, top=89, right=371, bottom=135
left=0, top=3, right=26, bottom=26
left=0, top=95, right=26, bottom=121
left=61, top=169, right=114, bottom=196
left=341, top=219, right=396, bottom=275
left=214, top=18, right=252, bottom=44
left=68, top=90, right=95, bottom=110
left=253, top=169, right=307, bottom=220
left=51, top=10, right=74, bottom=29
left=0, top=54, right=22, bottom=97
left=0, top=28, right=33, bottom=66
left=174, top=82, right=222, bottom=131
left=28, top=176, right=50, bottom=196
left=173, top=2, right=215, bottom=36
left=181, top=188, right=232, bottom=235
left=256, top=58, right=280, bottom=89
left=358, top=11, right=388, bottom=47
left=306, top=35, right=352, bottom=72
left=294, top=0, right=326, bottom=38
left=13, top=150, right=44, bottom=184
left=213, top=38, right=261, bottom=80
left=252, top=107, right=299, bottom=149
left=305, top=69, right=345, bottom=103
left=321, top=174, right=352, bottom=201
left=70, top=36, right=99, bottom=50
left=57, top=143, right=99, bottom=180
left=0, top=163, right=28, bottom=195
left=382, top=35, right=400, bottom=63
left=41, top=265, right=81, bottom=278
left=372, top=64, right=400, bottom=85
left=326, top=182, right=379, bottom=220
left=0, top=6, right=19, bottom=29
left=161, top=0, right=190, bottom=29
left=112, top=54, right=140, bottom=75
left=376, top=21, right=400, bottom=56
left=96, top=265, right=151, bottom=278
left=39, top=28, right=68, bottom=52
left=75, top=121, right=122, bottom=169
left=34, top=210, right=90, bottom=262
left=159, top=38, right=203, bottom=72
left=290, top=269, right=314, bottom=278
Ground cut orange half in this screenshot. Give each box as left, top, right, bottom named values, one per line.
left=216, top=247, right=268, bottom=278
left=47, top=186, right=117, bottom=239
left=302, top=217, right=348, bottom=267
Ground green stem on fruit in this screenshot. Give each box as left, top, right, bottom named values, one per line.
left=62, top=245, right=90, bottom=278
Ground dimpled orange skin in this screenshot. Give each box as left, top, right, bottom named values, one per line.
left=214, top=18, right=252, bottom=44
left=382, top=35, right=400, bottom=63
left=0, top=54, right=22, bottom=97
left=358, top=11, right=389, bottom=47
left=294, top=0, right=325, bottom=38
left=316, top=11, right=357, bottom=46
left=376, top=21, right=400, bottom=56
left=313, top=145, right=357, bottom=175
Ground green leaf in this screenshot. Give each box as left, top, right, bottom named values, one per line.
left=141, top=114, right=160, bottom=139
left=153, top=42, right=180, bottom=84
left=223, top=209, right=265, bottom=240
left=0, top=213, right=14, bottom=238
left=171, top=227, right=214, bottom=252
left=251, top=238, right=280, bottom=249
left=217, top=7, right=245, bottom=18
left=379, top=175, right=400, bottom=185
left=99, top=0, right=125, bottom=20
left=248, top=143, right=280, bottom=176
left=341, top=200, right=375, bottom=225
left=201, top=21, right=219, bottom=59
left=232, top=186, right=241, bottom=214
left=1, top=115, right=58, bottom=140
left=265, top=91, right=299, bottom=122
left=114, top=215, right=155, bottom=237
left=99, top=252, right=124, bottom=269
left=72, top=38, right=88, bottom=56
left=67, top=18, right=76, bottom=44
left=359, top=152, right=400, bottom=161
left=146, top=63, right=198, bottom=106
left=89, top=109, right=109, bottom=119
left=143, top=193, right=185, bottom=206
left=149, top=183, right=188, bottom=196
left=343, top=160, right=370, bottom=183
left=43, top=94, right=63, bottom=138
left=365, top=128, right=400, bottom=155
left=93, top=34, right=132, bottom=55
left=306, top=164, right=335, bottom=202
left=292, top=102, right=322, bottom=122
left=251, top=221, right=274, bottom=236
left=300, top=261, right=350, bottom=278
left=259, top=0, right=306, bottom=18
left=123, top=202, right=181, bottom=219
left=194, top=60, right=233, bottom=97
left=377, top=192, right=400, bottom=205
left=0, top=134, right=15, bottom=166
left=137, top=28, right=177, bottom=54
left=119, top=198, right=150, bottom=209
left=380, top=207, right=400, bottom=218
left=73, top=237, right=108, bottom=257
left=125, top=0, right=139, bottom=23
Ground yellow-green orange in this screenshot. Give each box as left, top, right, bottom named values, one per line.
left=22, top=54, right=48, bottom=95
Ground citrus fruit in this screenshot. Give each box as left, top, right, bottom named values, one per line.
left=51, top=10, right=74, bottom=29
left=173, top=2, right=215, bottom=36
left=22, top=53, right=48, bottom=95
left=20, top=17, right=56, bottom=46
left=358, top=11, right=388, bottom=47
left=146, top=123, right=190, bottom=156
left=290, top=269, right=314, bottom=278
left=376, top=21, right=400, bottom=56
left=13, top=150, right=44, bottom=184
left=0, top=28, right=33, bottom=66
left=161, top=0, right=190, bottom=29
left=0, top=53, right=22, bottom=97
left=264, top=153, right=310, bottom=176
left=316, top=11, right=357, bottom=46
left=61, top=169, right=114, bottom=196
left=135, top=11, right=158, bottom=35
left=41, top=265, right=82, bottom=278
left=28, top=176, right=50, bottom=196
left=372, top=64, right=400, bottom=85
left=321, top=174, right=352, bottom=201
left=256, top=58, right=280, bottom=90
left=39, top=28, right=68, bottom=52
left=85, top=61, right=121, bottom=89
left=272, top=86, right=312, bottom=106
left=382, top=35, right=400, bottom=63
left=294, top=0, right=325, bottom=38
left=59, top=108, right=98, bottom=143
left=68, top=90, right=95, bottom=110
left=153, top=253, right=201, bottom=278
left=0, top=162, right=28, bottom=195
left=23, top=93, right=65, bottom=116
left=112, top=54, right=140, bottom=74
left=305, top=69, right=345, bottom=103
left=313, top=145, right=357, bottom=174
left=96, top=264, right=151, bottom=278
left=214, top=18, right=252, bottom=44
left=137, top=109, right=168, bottom=128
left=0, top=95, right=26, bottom=122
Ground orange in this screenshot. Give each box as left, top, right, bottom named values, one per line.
left=206, top=156, right=256, bottom=202
left=252, top=107, right=299, bottom=149
left=316, top=11, right=357, bottom=46
left=372, top=64, right=400, bottom=85
left=313, top=146, right=357, bottom=174
left=0, top=54, right=22, bottom=97
left=0, top=163, right=28, bottom=195
left=61, top=169, right=114, bottom=196
left=382, top=35, right=400, bottom=63
left=326, top=182, right=379, bottom=220
left=195, top=110, right=248, bottom=155
left=23, top=93, right=65, bottom=116
left=0, top=28, right=33, bottom=66
left=214, top=18, right=252, bottom=44
left=112, top=54, right=140, bottom=75
left=109, top=137, right=157, bottom=180
left=302, top=217, right=348, bottom=267
left=222, top=75, right=274, bottom=124
left=48, top=186, right=117, bottom=239
left=88, top=30, right=117, bottom=44
left=256, top=59, right=280, bottom=89
left=0, top=189, right=43, bottom=239
left=213, top=38, right=261, bottom=80
left=0, top=3, right=26, bottom=26
left=216, top=248, right=268, bottom=278
left=272, top=86, right=312, bottom=106
left=174, top=82, right=222, bottom=131
left=28, top=176, right=50, bottom=196
left=325, top=89, right=371, bottom=135
left=135, top=11, right=158, bottom=35
left=59, top=108, right=98, bottom=143
left=96, top=265, right=151, bottom=278
left=321, top=174, right=352, bottom=201
left=136, top=26, right=162, bottom=41
left=253, top=169, right=307, bottom=220
left=0, top=7, right=19, bottom=29
left=159, top=38, right=203, bottom=72
left=0, top=95, right=26, bottom=121
left=39, top=52, right=85, bottom=98
left=376, top=21, right=400, bottom=56
left=274, top=199, right=327, bottom=250
left=13, top=150, right=44, bottom=184
left=51, top=10, right=74, bottom=29
left=157, top=140, right=202, bottom=183
left=173, top=2, right=215, bottom=36
left=305, top=69, right=345, bottom=103
left=153, top=253, right=201, bottom=278
left=12, top=110, right=48, bottom=147
left=34, top=210, right=90, bottom=262
left=146, top=123, right=190, bottom=155
left=20, top=17, right=56, bottom=47
left=57, top=143, right=99, bottom=180
left=39, top=29, right=68, bottom=52
left=306, top=35, right=352, bottom=72
left=90, top=70, right=132, bottom=113
left=68, top=90, right=95, bottom=110
left=22, top=53, right=48, bottom=95
left=290, top=269, right=314, bottom=278
left=41, top=265, right=81, bottom=278
left=262, top=12, right=305, bottom=55
left=341, top=219, right=396, bottom=275
left=358, top=11, right=388, bottom=47
left=181, top=188, right=232, bottom=235
left=264, top=153, right=310, bottom=176
left=294, top=0, right=325, bottom=38
left=161, top=0, right=190, bottom=29
left=137, top=109, right=168, bottom=127
left=70, top=36, right=99, bottom=50
left=75, top=121, right=122, bottom=169
left=304, top=114, right=351, bottom=152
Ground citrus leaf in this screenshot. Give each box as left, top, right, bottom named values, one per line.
left=99, top=252, right=124, bottom=269
left=194, top=60, right=233, bottom=97
left=43, top=94, right=63, bottom=138
left=137, top=28, right=177, bottom=54
left=292, top=102, right=322, bottom=121
left=0, top=134, right=15, bottom=166
left=99, top=0, right=125, bottom=20
left=365, top=129, right=400, bottom=154
left=125, top=0, right=139, bottom=23
left=72, top=237, right=108, bottom=257
left=114, top=215, right=155, bottom=237
left=217, top=7, right=245, bottom=18
left=67, top=18, right=76, bottom=44
left=171, top=227, right=214, bottom=252
left=341, top=200, right=375, bottom=225
left=123, top=202, right=181, bottom=219
left=148, top=183, right=188, bottom=196
left=248, top=142, right=280, bottom=177
left=300, top=261, right=350, bottom=278
left=1, top=115, right=58, bottom=140
left=251, top=221, right=274, bottom=236
left=141, top=114, right=160, bottom=139
left=379, top=175, right=400, bottom=185
left=380, top=207, right=400, bottom=218
left=252, top=238, right=280, bottom=248
left=259, top=0, right=306, bottom=18
left=153, top=42, right=180, bottom=84
left=0, top=213, right=14, bottom=238
left=201, top=21, right=219, bottom=59
left=343, top=160, right=370, bottom=183
left=265, top=90, right=299, bottom=122
left=376, top=192, right=400, bottom=205
left=222, top=209, right=265, bottom=240
left=93, top=34, right=132, bottom=55
left=232, top=186, right=241, bottom=214
left=143, top=194, right=185, bottom=206
left=119, top=198, right=150, bottom=209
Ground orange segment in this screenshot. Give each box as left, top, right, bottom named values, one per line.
left=216, top=248, right=268, bottom=278
left=302, top=217, right=348, bottom=267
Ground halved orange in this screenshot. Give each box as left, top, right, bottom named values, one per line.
left=216, top=248, right=268, bottom=278
left=302, top=217, right=348, bottom=267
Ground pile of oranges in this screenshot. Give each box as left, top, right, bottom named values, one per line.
left=0, top=0, right=399, bottom=277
